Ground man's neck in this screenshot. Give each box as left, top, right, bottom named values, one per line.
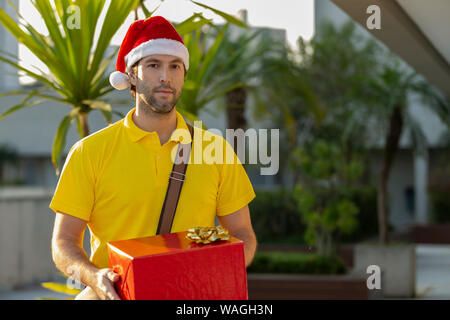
left=132, top=104, right=177, bottom=146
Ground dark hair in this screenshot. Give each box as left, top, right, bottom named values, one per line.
left=129, top=63, right=138, bottom=100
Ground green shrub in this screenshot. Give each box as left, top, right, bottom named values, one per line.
left=291, top=141, right=362, bottom=256
left=247, top=251, right=346, bottom=275
left=250, top=186, right=379, bottom=245
left=249, top=188, right=306, bottom=244
left=340, top=186, right=378, bottom=243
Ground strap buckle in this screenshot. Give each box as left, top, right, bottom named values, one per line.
left=170, top=171, right=185, bottom=182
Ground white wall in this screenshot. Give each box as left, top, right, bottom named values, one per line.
left=0, top=188, right=59, bottom=288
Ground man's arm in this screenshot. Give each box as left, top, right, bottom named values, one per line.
left=217, top=205, right=257, bottom=267
left=51, top=212, right=120, bottom=300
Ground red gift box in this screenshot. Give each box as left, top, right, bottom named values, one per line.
left=107, top=231, right=248, bottom=300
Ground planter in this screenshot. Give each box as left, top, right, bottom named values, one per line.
left=411, top=224, right=450, bottom=244
left=352, top=244, right=416, bottom=298
left=247, top=273, right=369, bottom=300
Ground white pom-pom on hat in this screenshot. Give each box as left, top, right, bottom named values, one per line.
left=109, top=71, right=130, bottom=90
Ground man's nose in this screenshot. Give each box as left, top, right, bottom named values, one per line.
left=159, top=65, right=170, bottom=83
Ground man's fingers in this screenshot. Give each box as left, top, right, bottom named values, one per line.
left=93, top=269, right=121, bottom=300
left=104, top=282, right=121, bottom=300
left=105, top=270, right=121, bottom=300
left=106, top=270, right=120, bottom=282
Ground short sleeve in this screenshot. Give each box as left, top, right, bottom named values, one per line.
left=49, top=141, right=95, bottom=221
left=216, top=139, right=256, bottom=216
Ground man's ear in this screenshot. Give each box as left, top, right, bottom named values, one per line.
left=128, top=67, right=137, bottom=86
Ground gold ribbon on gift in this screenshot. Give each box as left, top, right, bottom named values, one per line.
left=186, top=226, right=230, bottom=244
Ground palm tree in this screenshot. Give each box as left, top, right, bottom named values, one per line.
left=198, top=27, right=277, bottom=160
left=251, top=34, right=325, bottom=184
left=366, top=58, right=450, bottom=244
left=296, top=22, right=382, bottom=155
left=175, top=23, right=252, bottom=122
left=0, top=0, right=140, bottom=173
left=0, top=0, right=246, bottom=174
left=214, top=29, right=269, bottom=131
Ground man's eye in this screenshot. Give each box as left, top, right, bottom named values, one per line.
left=171, top=65, right=181, bottom=69
left=147, top=64, right=158, bottom=68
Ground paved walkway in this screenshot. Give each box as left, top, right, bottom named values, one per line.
left=415, top=244, right=450, bottom=299
left=1, top=244, right=450, bottom=300
left=0, top=284, right=73, bottom=300
left=0, top=275, right=75, bottom=300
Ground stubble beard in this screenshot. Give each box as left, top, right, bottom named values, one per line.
left=139, top=84, right=181, bottom=116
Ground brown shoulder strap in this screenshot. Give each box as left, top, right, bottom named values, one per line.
left=156, top=122, right=194, bottom=235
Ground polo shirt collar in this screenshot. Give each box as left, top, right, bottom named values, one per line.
left=124, top=107, right=192, bottom=144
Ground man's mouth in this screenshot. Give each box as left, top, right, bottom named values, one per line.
left=154, top=89, right=173, bottom=96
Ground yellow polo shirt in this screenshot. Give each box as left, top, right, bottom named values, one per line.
left=49, top=107, right=255, bottom=268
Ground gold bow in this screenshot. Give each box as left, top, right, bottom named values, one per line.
left=186, top=226, right=230, bottom=244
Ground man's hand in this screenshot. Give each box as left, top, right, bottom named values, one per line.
left=90, top=268, right=121, bottom=300
left=52, top=212, right=121, bottom=300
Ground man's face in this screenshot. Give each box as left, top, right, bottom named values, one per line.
left=130, top=54, right=185, bottom=114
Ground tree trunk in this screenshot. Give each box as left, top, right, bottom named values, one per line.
left=317, top=229, right=325, bottom=256
left=378, top=105, right=403, bottom=244
left=79, top=112, right=90, bottom=138
left=225, top=88, right=247, bottom=153
left=325, top=231, right=332, bottom=257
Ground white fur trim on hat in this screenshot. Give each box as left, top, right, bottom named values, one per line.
left=109, top=71, right=130, bottom=90
left=124, top=38, right=189, bottom=72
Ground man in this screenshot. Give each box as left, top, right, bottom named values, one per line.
left=50, top=16, right=257, bottom=300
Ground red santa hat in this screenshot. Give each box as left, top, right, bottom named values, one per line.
left=109, top=16, right=189, bottom=90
